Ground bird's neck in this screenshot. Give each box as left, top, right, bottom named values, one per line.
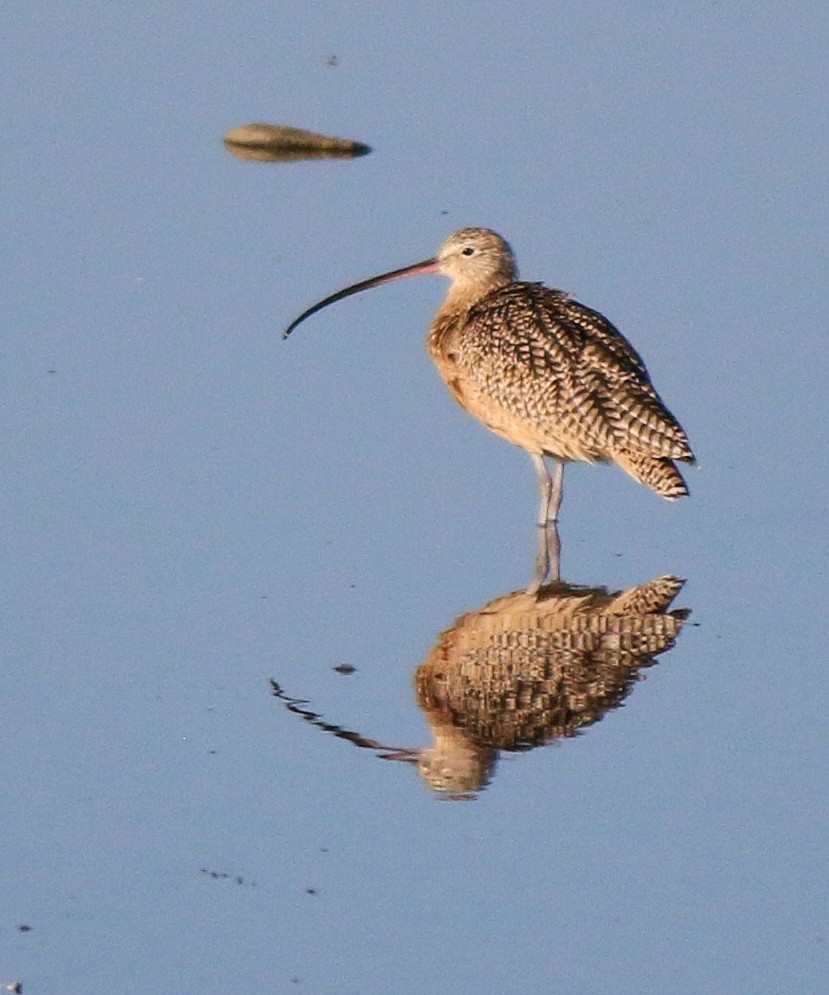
left=441, top=276, right=512, bottom=315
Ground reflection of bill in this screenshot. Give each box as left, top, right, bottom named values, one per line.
left=271, top=574, right=689, bottom=800
left=223, top=123, right=371, bottom=163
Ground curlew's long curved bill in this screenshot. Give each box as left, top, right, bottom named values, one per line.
left=283, top=257, right=439, bottom=338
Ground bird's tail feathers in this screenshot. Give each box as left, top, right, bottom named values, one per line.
left=615, top=451, right=689, bottom=500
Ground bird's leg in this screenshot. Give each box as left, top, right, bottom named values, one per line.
left=545, top=519, right=561, bottom=582
left=528, top=525, right=548, bottom=595
left=531, top=454, right=565, bottom=523
left=528, top=454, right=563, bottom=595
left=548, top=461, right=565, bottom=522
left=527, top=520, right=561, bottom=595
left=532, top=453, right=552, bottom=526
left=529, top=454, right=550, bottom=594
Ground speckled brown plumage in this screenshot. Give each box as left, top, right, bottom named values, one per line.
left=427, top=238, right=695, bottom=500
left=284, top=226, right=695, bottom=527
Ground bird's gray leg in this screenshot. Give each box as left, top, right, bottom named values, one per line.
left=527, top=520, right=561, bottom=595
left=532, top=453, right=552, bottom=526
left=531, top=454, right=565, bottom=524
left=548, top=461, right=565, bottom=523
left=528, top=455, right=563, bottom=595
left=528, top=524, right=548, bottom=596
left=545, top=520, right=561, bottom=582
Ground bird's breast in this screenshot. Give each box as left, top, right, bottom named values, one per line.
left=427, top=311, right=467, bottom=407
left=426, top=310, right=544, bottom=452
left=427, top=309, right=464, bottom=365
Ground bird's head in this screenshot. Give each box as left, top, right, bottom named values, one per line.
left=436, top=228, right=518, bottom=289
left=283, top=227, right=517, bottom=338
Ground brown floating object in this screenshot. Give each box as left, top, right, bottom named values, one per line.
left=223, top=123, right=371, bottom=163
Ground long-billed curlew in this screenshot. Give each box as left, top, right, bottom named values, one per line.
left=284, top=227, right=694, bottom=538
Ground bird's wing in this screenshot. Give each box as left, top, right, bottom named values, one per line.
left=551, top=290, right=651, bottom=380
left=461, top=283, right=694, bottom=461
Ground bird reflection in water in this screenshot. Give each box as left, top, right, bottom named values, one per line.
left=271, top=572, right=689, bottom=800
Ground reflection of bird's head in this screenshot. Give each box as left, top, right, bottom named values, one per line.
left=436, top=227, right=518, bottom=290
left=417, top=724, right=497, bottom=800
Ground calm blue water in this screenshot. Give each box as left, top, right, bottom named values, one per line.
left=3, top=3, right=827, bottom=993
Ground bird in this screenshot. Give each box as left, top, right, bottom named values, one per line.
left=284, top=227, right=694, bottom=531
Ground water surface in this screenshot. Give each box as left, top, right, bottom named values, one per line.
left=3, top=3, right=827, bottom=993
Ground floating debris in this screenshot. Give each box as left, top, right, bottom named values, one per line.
left=199, top=868, right=255, bottom=886
left=223, top=123, right=371, bottom=163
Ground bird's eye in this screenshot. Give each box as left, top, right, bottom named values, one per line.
left=461, top=246, right=475, bottom=256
